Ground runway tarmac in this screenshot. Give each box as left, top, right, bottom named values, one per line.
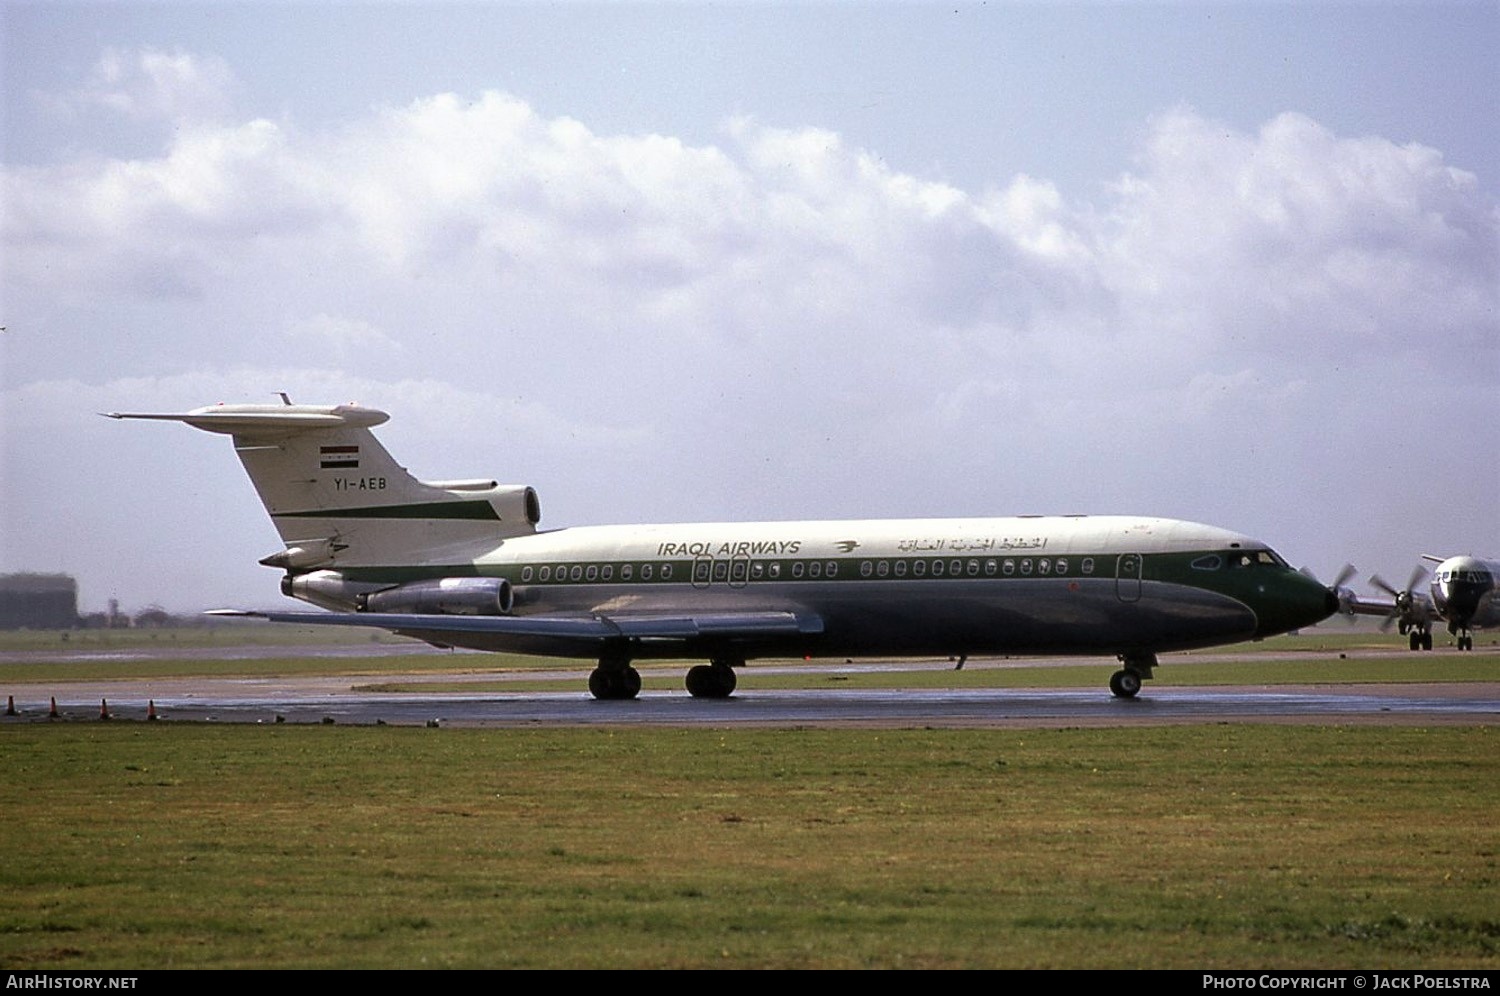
left=5, top=650, right=1497, bottom=728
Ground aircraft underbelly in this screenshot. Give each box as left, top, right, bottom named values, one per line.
left=430, top=577, right=1256, bottom=659
left=806, top=579, right=1255, bottom=654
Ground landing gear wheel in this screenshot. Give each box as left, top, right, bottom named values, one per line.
left=1410, top=630, right=1422, bottom=652
left=1109, top=669, right=1142, bottom=699
left=1422, top=631, right=1433, bottom=651
left=588, top=663, right=642, bottom=700
left=685, top=662, right=737, bottom=698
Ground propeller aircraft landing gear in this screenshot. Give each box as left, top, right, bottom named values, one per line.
left=1109, top=653, right=1156, bottom=699
left=685, top=657, right=740, bottom=698
left=588, top=656, right=642, bottom=700
left=1373, top=567, right=1431, bottom=650
left=1408, top=627, right=1433, bottom=651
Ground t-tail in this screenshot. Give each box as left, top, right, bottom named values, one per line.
left=104, top=400, right=539, bottom=604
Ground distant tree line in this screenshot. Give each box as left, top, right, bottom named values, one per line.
left=0, top=573, right=202, bottom=630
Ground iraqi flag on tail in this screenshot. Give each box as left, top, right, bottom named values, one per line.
left=320, top=445, right=359, bottom=469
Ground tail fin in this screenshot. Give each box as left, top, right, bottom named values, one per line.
left=105, top=401, right=540, bottom=571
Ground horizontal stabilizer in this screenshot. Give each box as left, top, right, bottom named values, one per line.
left=102, top=403, right=388, bottom=436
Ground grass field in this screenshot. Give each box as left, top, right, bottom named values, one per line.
left=1, top=723, right=1496, bottom=969
left=2, top=626, right=1496, bottom=969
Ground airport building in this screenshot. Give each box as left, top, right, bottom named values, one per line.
left=0, top=573, right=81, bottom=629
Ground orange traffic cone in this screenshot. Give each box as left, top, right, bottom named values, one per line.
left=147, top=700, right=158, bottom=722
left=99, top=698, right=110, bottom=721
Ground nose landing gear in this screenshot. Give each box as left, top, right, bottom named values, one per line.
left=1109, top=652, right=1156, bottom=699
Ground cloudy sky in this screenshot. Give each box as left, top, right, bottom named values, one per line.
left=2, top=1, right=1496, bottom=615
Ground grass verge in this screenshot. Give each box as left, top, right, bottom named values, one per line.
left=1, top=723, right=1495, bottom=969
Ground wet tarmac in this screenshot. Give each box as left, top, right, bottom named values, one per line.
left=5, top=661, right=1496, bottom=729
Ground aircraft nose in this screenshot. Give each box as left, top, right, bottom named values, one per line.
left=1254, top=570, right=1339, bottom=638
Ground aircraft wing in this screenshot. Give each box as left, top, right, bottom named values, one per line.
left=1341, top=593, right=1399, bottom=618
left=228, top=608, right=825, bottom=645
left=1338, top=592, right=1439, bottom=627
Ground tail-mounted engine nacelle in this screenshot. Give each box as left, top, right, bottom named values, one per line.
left=281, top=570, right=388, bottom=612
left=357, top=577, right=514, bottom=616
left=491, top=485, right=541, bottom=529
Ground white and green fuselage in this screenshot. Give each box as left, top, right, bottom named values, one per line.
left=109, top=401, right=1338, bottom=698
left=320, top=515, right=1330, bottom=660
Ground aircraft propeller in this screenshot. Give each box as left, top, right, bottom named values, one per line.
left=1368, top=566, right=1429, bottom=633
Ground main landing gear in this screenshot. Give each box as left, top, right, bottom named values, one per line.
left=685, top=658, right=739, bottom=699
left=588, top=656, right=642, bottom=700
left=1405, top=625, right=1434, bottom=651
left=1450, top=623, right=1475, bottom=652
left=587, top=655, right=742, bottom=700
left=1109, top=653, right=1156, bottom=699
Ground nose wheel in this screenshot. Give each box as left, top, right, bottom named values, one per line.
left=1109, top=669, right=1142, bottom=698
left=1110, top=653, right=1156, bottom=699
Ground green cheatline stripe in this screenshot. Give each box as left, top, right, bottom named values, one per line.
left=274, top=500, right=500, bottom=521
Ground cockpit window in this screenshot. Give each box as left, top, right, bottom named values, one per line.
left=1191, top=555, right=1223, bottom=571
left=1229, top=550, right=1286, bottom=569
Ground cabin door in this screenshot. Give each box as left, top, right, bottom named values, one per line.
left=1115, top=554, right=1143, bottom=603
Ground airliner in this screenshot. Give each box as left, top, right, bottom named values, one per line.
left=1354, top=557, right=1498, bottom=651
left=108, top=399, right=1341, bottom=699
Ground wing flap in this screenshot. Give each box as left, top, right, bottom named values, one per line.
left=246, top=608, right=824, bottom=642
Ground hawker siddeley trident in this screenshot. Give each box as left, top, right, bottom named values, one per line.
left=107, top=399, right=1343, bottom=700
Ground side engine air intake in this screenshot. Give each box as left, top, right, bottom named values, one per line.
left=358, top=577, right=514, bottom=615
